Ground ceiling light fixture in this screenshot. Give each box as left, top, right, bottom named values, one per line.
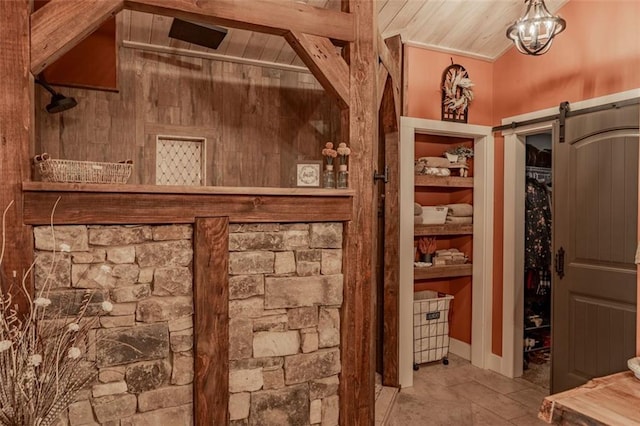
left=506, top=0, right=566, bottom=56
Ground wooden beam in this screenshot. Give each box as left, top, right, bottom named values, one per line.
left=0, top=0, right=32, bottom=313
left=285, top=31, right=349, bottom=108
left=22, top=185, right=353, bottom=225
left=125, top=0, right=354, bottom=43
left=377, top=32, right=400, bottom=88
left=377, top=62, right=389, bottom=110
left=30, top=0, right=124, bottom=74
left=340, top=0, right=377, bottom=424
left=380, top=77, right=399, bottom=388
left=194, top=217, right=229, bottom=426
left=384, top=35, right=403, bottom=127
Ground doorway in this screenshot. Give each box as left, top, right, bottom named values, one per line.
left=522, top=132, right=553, bottom=390
left=501, top=89, right=640, bottom=383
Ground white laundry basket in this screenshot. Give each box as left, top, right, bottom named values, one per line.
left=413, top=290, right=454, bottom=369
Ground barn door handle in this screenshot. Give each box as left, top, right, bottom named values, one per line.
left=555, top=247, right=565, bottom=279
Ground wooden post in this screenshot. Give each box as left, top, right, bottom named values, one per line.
left=340, top=0, right=377, bottom=424
left=0, top=0, right=33, bottom=311
left=194, top=217, right=229, bottom=425
left=380, top=34, right=402, bottom=388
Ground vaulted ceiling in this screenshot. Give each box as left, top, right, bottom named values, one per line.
left=120, top=0, right=568, bottom=68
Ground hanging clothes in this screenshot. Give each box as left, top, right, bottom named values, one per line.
left=525, top=178, right=552, bottom=270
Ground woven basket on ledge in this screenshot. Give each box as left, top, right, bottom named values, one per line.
left=34, top=153, right=133, bottom=184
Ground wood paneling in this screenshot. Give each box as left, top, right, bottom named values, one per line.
left=22, top=184, right=352, bottom=225
left=0, top=0, right=32, bottom=313
left=35, top=47, right=341, bottom=188
left=194, top=217, right=229, bottom=426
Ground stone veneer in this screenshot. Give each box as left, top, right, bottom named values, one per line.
left=33, top=222, right=343, bottom=426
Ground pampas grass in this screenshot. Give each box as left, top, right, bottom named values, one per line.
left=0, top=200, right=108, bottom=426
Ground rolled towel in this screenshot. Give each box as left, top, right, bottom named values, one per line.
left=414, top=215, right=423, bottom=224
left=425, top=167, right=451, bottom=177
left=446, top=203, right=473, bottom=217
left=414, top=203, right=423, bottom=216
left=445, top=216, right=473, bottom=224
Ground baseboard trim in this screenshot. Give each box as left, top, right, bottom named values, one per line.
left=487, top=353, right=503, bottom=375
left=449, top=338, right=471, bottom=360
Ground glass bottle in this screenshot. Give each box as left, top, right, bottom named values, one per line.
left=323, top=164, right=335, bottom=188
left=336, top=165, right=348, bottom=189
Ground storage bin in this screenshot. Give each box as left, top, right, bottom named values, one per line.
left=34, top=153, right=133, bottom=184
left=421, top=206, right=448, bottom=225
left=413, top=290, right=454, bottom=368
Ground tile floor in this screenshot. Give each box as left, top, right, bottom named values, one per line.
left=383, top=354, right=550, bottom=425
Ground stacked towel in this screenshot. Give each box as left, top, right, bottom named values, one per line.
left=414, top=203, right=423, bottom=224
left=434, top=248, right=467, bottom=266
left=445, top=203, right=472, bottom=224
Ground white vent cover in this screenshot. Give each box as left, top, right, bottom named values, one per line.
left=156, top=136, right=206, bottom=186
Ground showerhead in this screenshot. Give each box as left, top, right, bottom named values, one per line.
left=46, top=93, right=78, bottom=113
left=35, top=77, right=78, bottom=114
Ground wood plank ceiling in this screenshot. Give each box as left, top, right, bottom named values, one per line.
left=121, top=0, right=568, bottom=66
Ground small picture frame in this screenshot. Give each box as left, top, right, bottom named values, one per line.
left=295, top=161, right=322, bottom=187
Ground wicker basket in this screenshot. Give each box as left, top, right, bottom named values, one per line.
left=34, top=153, right=133, bottom=184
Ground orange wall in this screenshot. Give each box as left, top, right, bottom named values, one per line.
left=405, top=46, right=493, bottom=126
left=493, top=0, right=640, bottom=121
left=406, top=0, right=640, bottom=358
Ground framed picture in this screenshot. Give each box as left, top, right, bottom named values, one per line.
left=295, top=161, right=322, bottom=187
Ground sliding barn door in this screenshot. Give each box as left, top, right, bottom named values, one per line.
left=552, top=104, right=639, bottom=393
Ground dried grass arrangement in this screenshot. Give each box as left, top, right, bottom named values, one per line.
left=0, top=200, right=111, bottom=426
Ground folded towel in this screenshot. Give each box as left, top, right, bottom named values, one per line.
left=414, top=203, right=422, bottom=216
left=417, top=156, right=451, bottom=168
left=446, top=203, right=473, bottom=217
left=445, top=216, right=473, bottom=224
left=414, top=215, right=423, bottom=224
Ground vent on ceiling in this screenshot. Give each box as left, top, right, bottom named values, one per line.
left=168, top=18, right=228, bottom=50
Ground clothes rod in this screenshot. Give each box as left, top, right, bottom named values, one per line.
left=492, top=97, right=640, bottom=133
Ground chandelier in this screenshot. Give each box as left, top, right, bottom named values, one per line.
left=506, top=0, right=566, bottom=56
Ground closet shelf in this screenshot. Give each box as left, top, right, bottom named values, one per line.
left=524, top=346, right=550, bottom=354
left=415, top=223, right=473, bottom=236
left=415, top=175, right=474, bottom=188
left=525, top=324, right=551, bottom=332
left=414, top=264, right=472, bottom=280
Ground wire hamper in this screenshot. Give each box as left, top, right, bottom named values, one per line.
left=34, top=153, right=133, bottom=184
left=413, top=290, right=454, bottom=370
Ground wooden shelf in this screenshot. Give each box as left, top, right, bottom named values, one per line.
left=415, top=175, right=473, bottom=188
left=414, top=223, right=473, bottom=236
left=414, top=263, right=472, bottom=280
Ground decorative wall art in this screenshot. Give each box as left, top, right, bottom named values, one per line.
left=295, top=161, right=322, bottom=187
left=441, top=62, right=474, bottom=123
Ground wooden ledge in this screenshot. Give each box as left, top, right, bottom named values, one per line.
left=22, top=182, right=355, bottom=197
left=22, top=182, right=354, bottom=225
left=539, top=371, right=640, bottom=424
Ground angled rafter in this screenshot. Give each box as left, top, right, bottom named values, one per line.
left=31, top=0, right=355, bottom=75
left=285, top=31, right=349, bottom=108
left=31, top=0, right=124, bottom=74
left=377, top=33, right=402, bottom=123
left=125, top=0, right=354, bottom=42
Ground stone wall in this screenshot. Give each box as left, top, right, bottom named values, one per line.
left=227, top=223, right=343, bottom=426
left=33, top=222, right=343, bottom=425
